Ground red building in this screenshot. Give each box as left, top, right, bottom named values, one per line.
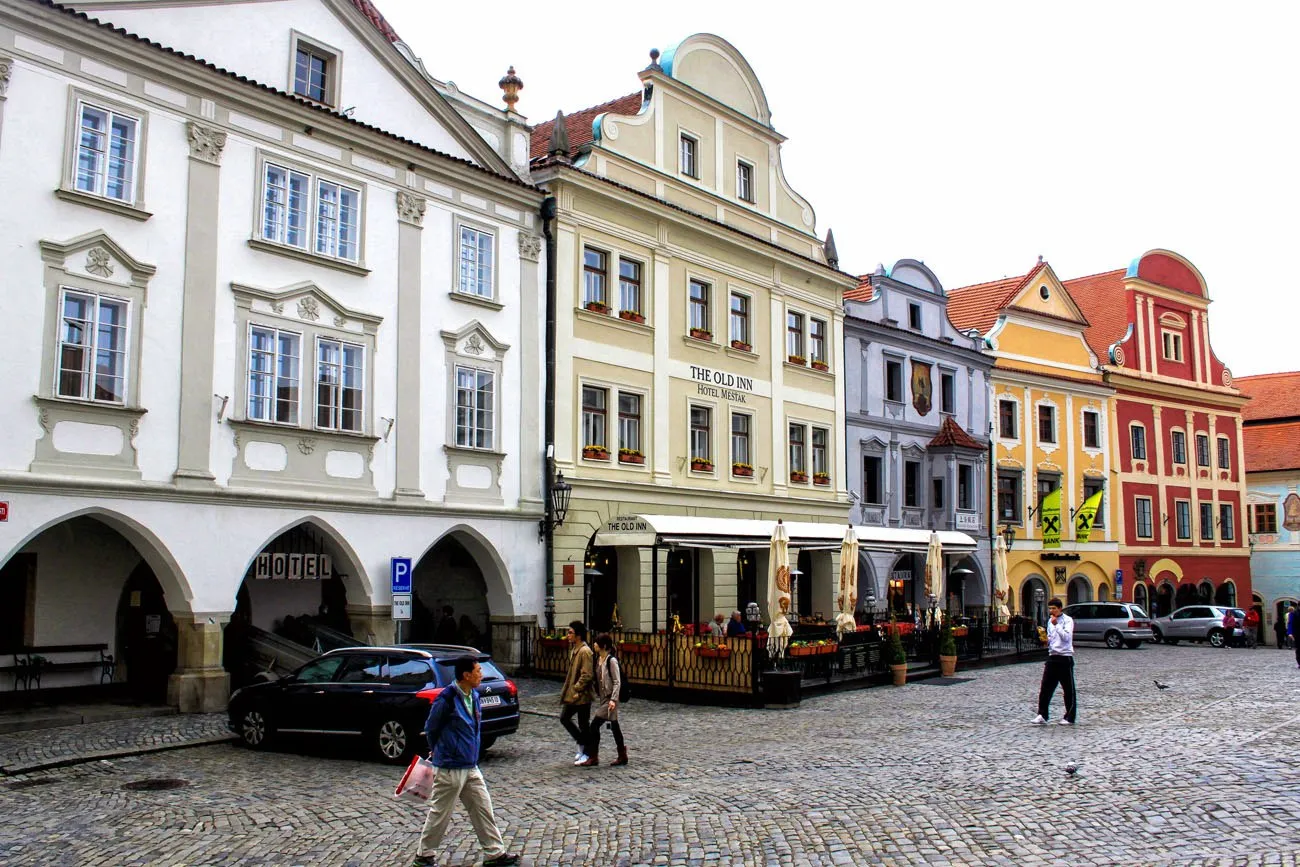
left=1066, top=250, right=1251, bottom=616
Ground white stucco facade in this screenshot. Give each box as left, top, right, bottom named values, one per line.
left=0, top=0, right=545, bottom=710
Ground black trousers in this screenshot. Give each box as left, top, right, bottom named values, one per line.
left=585, top=717, right=624, bottom=755
left=559, top=703, right=590, bottom=747
left=1037, top=655, right=1077, bottom=723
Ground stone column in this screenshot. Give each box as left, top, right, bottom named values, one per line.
left=167, top=612, right=231, bottom=713
left=393, top=191, right=426, bottom=499
left=347, top=603, right=396, bottom=646
left=710, top=549, right=739, bottom=618
left=517, top=232, right=543, bottom=507
left=173, top=122, right=227, bottom=486
left=489, top=613, right=537, bottom=674
left=0, top=57, right=12, bottom=153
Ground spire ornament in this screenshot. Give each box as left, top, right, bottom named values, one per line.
left=498, top=66, right=523, bottom=110
left=548, top=110, right=570, bottom=161
left=823, top=228, right=839, bottom=269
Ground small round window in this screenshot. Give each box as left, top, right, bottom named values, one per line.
left=1039, top=285, right=1051, bottom=301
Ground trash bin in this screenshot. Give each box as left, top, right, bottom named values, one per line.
left=762, top=669, right=801, bottom=709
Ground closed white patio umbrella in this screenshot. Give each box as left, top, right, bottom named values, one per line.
left=924, top=530, right=944, bottom=624
left=766, top=519, right=793, bottom=657
left=836, top=525, right=858, bottom=640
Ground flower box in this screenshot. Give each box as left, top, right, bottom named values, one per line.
left=788, top=643, right=837, bottom=657
left=618, top=310, right=645, bottom=324
left=952, top=627, right=969, bottom=637
left=732, top=463, right=753, bottom=477
left=689, top=327, right=713, bottom=341
left=992, top=624, right=1010, bottom=634
left=584, top=301, right=610, bottom=314
left=690, top=458, right=714, bottom=472
left=619, top=451, right=645, bottom=465
left=582, top=446, right=610, bottom=461
left=811, top=360, right=829, bottom=372
left=730, top=340, right=752, bottom=352
left=695, top=645, right=731, bottom=659
left=789, top=471, right=808, bottom=483
left=787, top=355, right=806, bottom=366
left=619, top=642, right=651, bottom=655
left=813, top=473, right=831, bottom=486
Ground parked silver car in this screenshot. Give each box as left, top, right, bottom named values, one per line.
left=1062, top=602, right=1154, bottom=649
left=1151, top=605, right=1246, bottom=648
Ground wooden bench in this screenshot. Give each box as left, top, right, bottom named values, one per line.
left=4, top=645, right=116, bottom=690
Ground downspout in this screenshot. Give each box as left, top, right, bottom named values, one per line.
left=542, top=195, right=558, bottom=632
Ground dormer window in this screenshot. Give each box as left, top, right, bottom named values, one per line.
left=736, top=160, right=754, bottom=203
left=679, top=133, right=698, bottom=179
left=908, top=302, right=922, bottom=331
left=1162, top=329, right=1183, bottom=362
left=290, top=33, right=341, bottom=106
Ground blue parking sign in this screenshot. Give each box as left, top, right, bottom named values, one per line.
left=391, top=557, right=412, bottom=594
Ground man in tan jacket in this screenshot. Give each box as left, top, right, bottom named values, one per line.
left=559, top=620, right=594, bottom=764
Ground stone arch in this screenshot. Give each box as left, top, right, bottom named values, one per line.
left=948, top=554, right=985, bottom=610
left=1154, top=580, right=1176, bottom=617
left=1214, top=580, right=1237, bottom=607
left=416, top=524, right=514, bottom=615
left=1147, top=558, right=1184, bottom=583
left=855, top=550, right=879, bottom=612
left=238, top=514, right=372, bottom=605
left=1067, top=575, right=1093, bottom=606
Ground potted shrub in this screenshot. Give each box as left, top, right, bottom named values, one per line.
left=618, top=448, right=645, bottom=465
left=690, top=457, right=714, bottom=472
left=618, top=309, right=645, bottom=324
left=584, top=300, right=610, bottom=314
left=887, top=614, right=908, bottom=686
left=787, top=354, right=806, bottom=365
left=813, top=471, right=831, bottom=486
left=730, top=339, right=752, bottom=352
left=582, top=444, right=610, bottom=460
left=689, top=327, right=713, bottom=341
left=732, top=462, right=753, bottom=478
left=811, top=359, right=829, bottom=371
left=938, top=617, right=958, bottom=677
left=789, top=470, right=808, bottom=484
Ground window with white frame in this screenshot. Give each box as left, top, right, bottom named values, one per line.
left=1196, top=433, right=1210, bottom=467
left=1135, top=497, right=1154, bottom=539
left=1219, top=503, right=1235, bottom=540
left=1175, top=500, right=1192, bottom=540
left=1130, top=424, right=1148, bottom=461
left=582, top=385, right=607, bottom=450
left=247, top=325, right=301, bottom=424
left=1217, top=436, right=1231, bottom=470
left=885, top=358, right=904, bottom=403
left=1171, top=429, right=1187, bottom=465
left=75, top=101, right=139, bottom=204
left=261, top=161, right=361, bottom=262
left=583, top=247, right=607, bottom=308
left=809, top=318, right=827, bottom=367
left=940, top=371, right=956, bottom=415
left=458, top=224, right=495, bottom=298
left=998, top=399, right=1018, bottom=439
left=787, top=311, right=805, bottom=360
left=618, top=392, right=642, bottom=455
left=452, top=365, right=495, bottom=449
left=789, top=423, right=807, bottom=477
left=729, top=292, right=750, bottom=348
left=689, top=279, right=711, bottom=335
left=619, top=259, right=642, bottom=315
left=1161, top=329, right=1183, bottom=362
left=1038, top=405, right=1057, bottom=444
left=811, top=427, right=828, bottom=479
left=1200, top=502, right=1214, bottom=540
left=736, top=159, right=754, bottom=202
left=690, top=405, right=712, bottom=463
left=731, top=412, right=751, bottom=470
left=1082, top=409, right=1100, bottom=449
left=57, top=289, right=128, bottom=403
left=314, top=337, right=364, bottom=432
left=292, top=38, right=339, bottom=105
left=679, top=133, right=698, bottom=178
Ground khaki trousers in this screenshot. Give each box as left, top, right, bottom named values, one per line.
left=417, top=766, right=506, bottom=858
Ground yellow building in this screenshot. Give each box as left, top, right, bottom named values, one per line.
left=948, top=261, right=1119, bottom=620
left=530, top=35, right=855, bottom=633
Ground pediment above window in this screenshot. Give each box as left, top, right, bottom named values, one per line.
left=441, top=320, right=510, bottom=362
left=231, top=281, right=382, bottom=335
left=40, top=231, right=156, bottom=290
left=1158, top=311, right=1187, bottom=328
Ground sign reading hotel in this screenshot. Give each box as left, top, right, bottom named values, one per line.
left=689, top=365, right=755, bottom=403
left=253, top=552, right=332, bottom=580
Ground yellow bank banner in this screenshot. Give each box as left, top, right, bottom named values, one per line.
left=1074, top=490, right=1105, bottom=544
left=1040, top=487, right=1063, bottom=548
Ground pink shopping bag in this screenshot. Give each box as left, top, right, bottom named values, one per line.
left=394, top=756, right=435, bottom=801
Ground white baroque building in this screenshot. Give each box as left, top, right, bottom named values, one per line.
left=0, top=0, right=546, bottom=711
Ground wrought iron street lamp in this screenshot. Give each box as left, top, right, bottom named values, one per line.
left=1001, top=524, right=1017, bottom=551
left=539, top=471, right=571, bottom=540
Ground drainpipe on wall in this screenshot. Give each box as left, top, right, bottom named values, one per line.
left=541, top=195, right=558, bottom=632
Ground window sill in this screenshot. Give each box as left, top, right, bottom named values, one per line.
left=724, top=344, right=757, bottom=361
left=444, top=443, right=505, bottom=459
left=229, top=417, right=380, bottom=445
left=688, top=469, right=717, bottom=479
left=787, top=362, right=833, bottom=379
left=35, top=394, right=147, bottom=418
left=576, top=307, right=652, bottom=336
left=682, top=335, right=720, bottom=353
left=450, top=291, right=505, bottom=312
left=54, top=187, right=152, bottom=222
left=247, top=238, right=370, bottom=276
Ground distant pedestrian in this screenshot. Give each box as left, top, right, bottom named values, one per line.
left=1245, top=608, right=1261, bottom=648
left=1032, top=598, right=1077, bottom=726
left=726, top=610, right=748, bottom=637
left=578, top=633, right=629, bottom=767
left=411, top=656, right=518, bottom=867
left=1276, top=608, right=1288, bottom=650
left=1221, top=609, right=1238, bottom=649
left=1289, top=607, right=1300, bottom=668
left=709, top=613, right=727, bottom=639
left=559, top=620, right=595, bottom=764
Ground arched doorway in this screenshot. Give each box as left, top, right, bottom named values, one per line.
left=1067, top=576, right=1092, bottom=606
left=1020, top=576, right=1050, bottom=625
left=115, top=562, right=178, bottom=702
left=1155, top=582, right=1175, bottom=617
left=886, top=553, right=923, bottom=619
left=1275, top=599, right=1296, bottom=647
left=1214, top=581, right=1237, bottom=608
left=583, top=541, right=619, bottom=633
left=1098, top=583, right=1111, bottom=602
left=411, top=534, right=490, bottom=648
left=947, top=555, right=983, bottom=614
left=1175, top=583, right=1198, bottom=609
left=1133, top=583, right=1149, bottom=614
left=666, top=548, right=698, bottom=631
left=1198, top=581, right=1214, bottom=604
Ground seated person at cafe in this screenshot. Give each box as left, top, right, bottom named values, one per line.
left=726, top=610, right=748, bottom=637
left=709, top=613, right=727, bottom=638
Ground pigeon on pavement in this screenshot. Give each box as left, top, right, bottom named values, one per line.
left=1154, top=679, right=1173, bottom=691
left=1065, top=763, right=1078, bottom=776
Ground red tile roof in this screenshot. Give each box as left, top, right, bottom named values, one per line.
left=945, top=262, right=1046, bottom=335
left=1061, top=269, right=1129, bottom=360
left=1243, top=420, right=1300, bottom=473
left=349, top=0, right=401, bottom=43
left=530, top=93, right=643, bottom=161
left=1237, top=371, right=1300, bottom=421
left=845, top=274, right=874, bottom=302
left=928, top=416, right=983, bottom=450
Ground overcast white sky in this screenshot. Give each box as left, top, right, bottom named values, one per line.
left=381, top=1, right=1298, bottom=377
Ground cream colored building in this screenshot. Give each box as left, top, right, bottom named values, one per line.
left=530, top=35, right=855, bottom=633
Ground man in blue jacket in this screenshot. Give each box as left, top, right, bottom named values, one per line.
left=412, top=657, right=518, bottom=867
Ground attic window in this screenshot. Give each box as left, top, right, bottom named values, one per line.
left=291, top=33, right=341, bottom=106
left=908, top=302, right=922, bottom=330
left=1038, top=285, right=1050, bottom=301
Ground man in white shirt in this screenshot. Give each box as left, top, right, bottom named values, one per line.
left=1032, top=598, right=1077, bottom=726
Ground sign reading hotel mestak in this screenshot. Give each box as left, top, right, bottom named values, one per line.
left=689, top=365, right=754, bottom=403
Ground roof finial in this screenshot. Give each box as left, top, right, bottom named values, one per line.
left=498, top=66, right=523, bottom=111
left=649, top=48, right=662, bottom=70
left=1037, top=254, right=1044, bottom=264
left=823, top=228, right=839, bottom=269
left=548, top=110, right=570, bottom=160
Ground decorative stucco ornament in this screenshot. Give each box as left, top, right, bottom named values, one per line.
left=517, top=233, right=541, bottom=262
left=396, top=191, right=426, bottom=226
left=186, top=121, right=227, bottom=164
left=86, top=247, right=114, bottom=277
left=297, top=297, right=320, bottom=321
left=465, top=334, right=486, bottom=356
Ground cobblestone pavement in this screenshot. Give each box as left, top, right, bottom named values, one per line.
left=2, top=644, right=1298, bottom=866
left=0, top=713, right=232, bottom=775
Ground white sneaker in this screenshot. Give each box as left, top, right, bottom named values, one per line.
left=573, top=753, right=589, bottom=765
left=1032, top=715, right=1047, bottom=725
left=574, top=749, right=584, bottom=761
left=1057, top=719, right=1075, bottom=726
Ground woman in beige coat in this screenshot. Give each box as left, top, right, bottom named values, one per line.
left=578, top=633, right=627, bottom=767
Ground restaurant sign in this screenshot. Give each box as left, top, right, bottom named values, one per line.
left=253, top=552, right=332, bottom=580
left=606, top=515, right=650, bottom=533
left=595, top=515, right=656, bottom=547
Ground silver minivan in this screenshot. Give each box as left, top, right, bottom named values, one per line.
left=1062, top=602, right=1154, bottom=649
